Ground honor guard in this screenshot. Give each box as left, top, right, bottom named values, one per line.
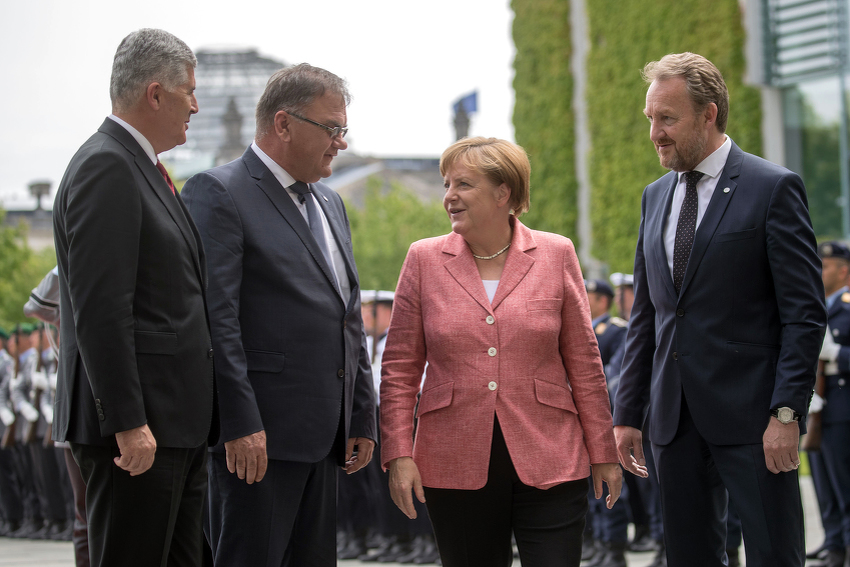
left=811, top=241, right=850, bottom=567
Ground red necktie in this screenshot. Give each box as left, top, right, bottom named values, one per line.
left=155, top=160, right=176, bottom=195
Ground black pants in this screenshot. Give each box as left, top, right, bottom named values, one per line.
left=653, top=400, right=804, bottom=567
left=206, top=451, right=339, bottom=567
left=424, top=419, right=588, bottom=567
left=72, top=442, right=208, bottom=567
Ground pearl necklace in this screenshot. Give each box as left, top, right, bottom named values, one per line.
left=472, top=242, right=511, bottom=260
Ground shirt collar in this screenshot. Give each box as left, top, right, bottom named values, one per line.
left=826, top=286, right=849, bottom=309
left=251, top=141, right=297, bottom=189
left=107, top=115, right=157, bottom=165
left=678, top=135, right=731, bottom=183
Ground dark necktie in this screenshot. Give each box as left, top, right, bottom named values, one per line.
left=155, top=161, right=175, bottom=195
left=290, top=182, right=336, bottom=278
left=672, top=171, right=704, bottom=294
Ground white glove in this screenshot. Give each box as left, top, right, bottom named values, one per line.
left=0, top=407, right=15, bottom=427
left=31, top=370, right=49, bottom=391
left=49, top=373, right=57, bottom=390
left=18, top=401, right=39, bottom=423
left=825, top=360, right=839, bottom=376
left=821, top=326, right=841, bottom=362
left=810, top=392, right=825, bottom=414
left=39, top=401, right=53, bottom=425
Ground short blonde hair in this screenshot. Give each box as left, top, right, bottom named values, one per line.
left=642, top=52, right=729, bottom=133
left=440, top=137, right=531, bottom=216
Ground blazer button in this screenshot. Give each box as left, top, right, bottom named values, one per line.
left=486, top=315, right=495, bottom=325
left=672, top=352, right=678, bottom=360
left=676, top=309, right=684, bottom=317
left=488, top=347, right=497, bottom=357
left=839, top=378, right=846, bottom=387
left=337, top=369, right=345, bottom=378
left=488, top=381, right=497, bottom=391
left=208, top=348, right=214, bottom=359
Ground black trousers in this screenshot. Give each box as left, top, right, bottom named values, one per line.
left=206, top=451, right=339, bottom=567
left=653, top=399, right=804, bottom=567
left=71, top=442, right=208, bottom=567
left=423, top=419, right=588, bottom=567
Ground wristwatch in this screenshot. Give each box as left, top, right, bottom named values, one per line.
left=770, top=407, right=802, bottom=424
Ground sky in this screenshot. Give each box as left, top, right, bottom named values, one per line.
left=0, top=0, right=516, bottom=209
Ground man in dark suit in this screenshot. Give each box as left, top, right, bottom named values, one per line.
left=811, top=241, right=850, bottom=567
left=182, top=63, right=377, bottom=566
left=613, top=52, right=825, bottom=567
left=52, top=29, right=216, bottom=567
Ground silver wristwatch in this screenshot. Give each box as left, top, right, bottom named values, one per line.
left=770, top=407, right=802, bottom=424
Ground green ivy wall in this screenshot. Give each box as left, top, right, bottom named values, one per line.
left=512, top=0, right=763, bottom=273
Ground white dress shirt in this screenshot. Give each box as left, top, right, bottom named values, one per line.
left=664, top=136, right=732, bottom=278
left=251, top=142, right=351, bottom=302
left=108, top=115, right=158, bottom=165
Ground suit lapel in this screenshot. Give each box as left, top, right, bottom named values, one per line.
left=491, top=220, right=535, bottom=310
left=99, top=120, right=205, bottom=283
left=650, top=173, right=679, bottom=300
left=243, top=149, right=343, bottom=300
left=678, top=143, right=742, bottom=298
left=443, top=233, right=494, bottom=314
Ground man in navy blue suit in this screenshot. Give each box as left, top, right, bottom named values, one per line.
left=613, top=52, right=826, bottom=567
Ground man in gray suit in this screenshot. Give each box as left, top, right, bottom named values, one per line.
left=182, top=63, right=377, bottom=566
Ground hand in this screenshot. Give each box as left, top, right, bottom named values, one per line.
left=224, top=430, right=267, bottom=484
left=343, top=437, right=375, bottom=474
left=763, top=417, right=800, bottom=474
left=388, top=456, right=426, bottom=519
left=114, top=424, right=157, bottom=476
left=614, top=425, right=649, bottom=478
left=820, top=326, right=840, bottom=363
left=591, top=462, right=623, bottom=509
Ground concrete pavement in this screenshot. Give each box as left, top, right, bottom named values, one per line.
left=0, top=476, right=824, bottom=566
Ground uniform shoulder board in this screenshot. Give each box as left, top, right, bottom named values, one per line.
left=594, top=322, right=608, bottom=334
left=842, top=292, right=850, bottom=304
left=611, top=317, right=628, bottom=327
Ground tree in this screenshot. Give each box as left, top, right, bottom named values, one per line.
left=346, top=178, right=449, bottom=292
left=0, top=209, right=57, bottom=330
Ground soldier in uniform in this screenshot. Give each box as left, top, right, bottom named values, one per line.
left=584, top=279, right=630, bottom=567
left=811, top=241, right=850, bottom=567
left=0, top=326, right=24, bottom=536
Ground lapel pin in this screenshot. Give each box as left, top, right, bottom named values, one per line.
left=323, top=195, right=329, bottom=202
left=723, top=187, right=730, bottom=193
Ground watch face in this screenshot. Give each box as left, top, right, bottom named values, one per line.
left=778, top=407, right=794, bottom=423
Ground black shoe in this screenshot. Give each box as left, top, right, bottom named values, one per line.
left=810, top=548, right=847, bottom=567
left=54, top=520, right=73, bottom=542
left=628, top=532, right=659, bottom=553
left=598, top=542, right=627, bottom=567
left=10, top=518, right=43, bottom=539
left=377, top=540, right=413, bottom=563
left=412, top=535, right=440, bottom=564
left=582, top=536, right=599, bottom=561
left=647, top=544, right=667, bottom=567
left=338, top=532, right=368, bottom=559
left=809, top=544, right=833, bottom=560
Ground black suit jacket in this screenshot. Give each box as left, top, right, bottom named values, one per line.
left=53, top=118, right=216, bottom=448
left=614, top=141, right=826, bottom=446
left=182, top=146, right=376, bottom=464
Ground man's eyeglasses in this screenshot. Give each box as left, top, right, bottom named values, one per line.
left=288, top=112, right=348, bottom=139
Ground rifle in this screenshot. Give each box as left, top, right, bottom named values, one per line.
left=23, top=327, right=45, bottom=445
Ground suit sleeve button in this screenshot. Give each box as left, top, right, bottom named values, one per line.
left=672, top=352, right=678, bottom=360
left=208, top=349, right=214, bottom=358
left=337, top=369, right=345, bottom=378
left=488, top=381, right=497, bottom=391
left=676, top=309, right=684, bottom=317
left=486, top=315, right=495, bottom=325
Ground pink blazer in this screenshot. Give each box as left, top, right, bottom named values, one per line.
left=380, top=218, right=618, bottom=490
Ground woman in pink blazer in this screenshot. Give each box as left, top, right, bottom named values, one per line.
left=380, top=137, right=622, bottom=566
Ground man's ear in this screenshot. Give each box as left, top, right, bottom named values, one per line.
left=274, top=110, right=292, bottom=142
left=703, top=102, right=718, bottom=129
left=145, top=82, right=163, bottom=111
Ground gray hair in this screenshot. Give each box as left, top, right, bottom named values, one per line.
left=110, top=29, right=197, bottom=113
left=255, top=63, right=351, bottom=139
